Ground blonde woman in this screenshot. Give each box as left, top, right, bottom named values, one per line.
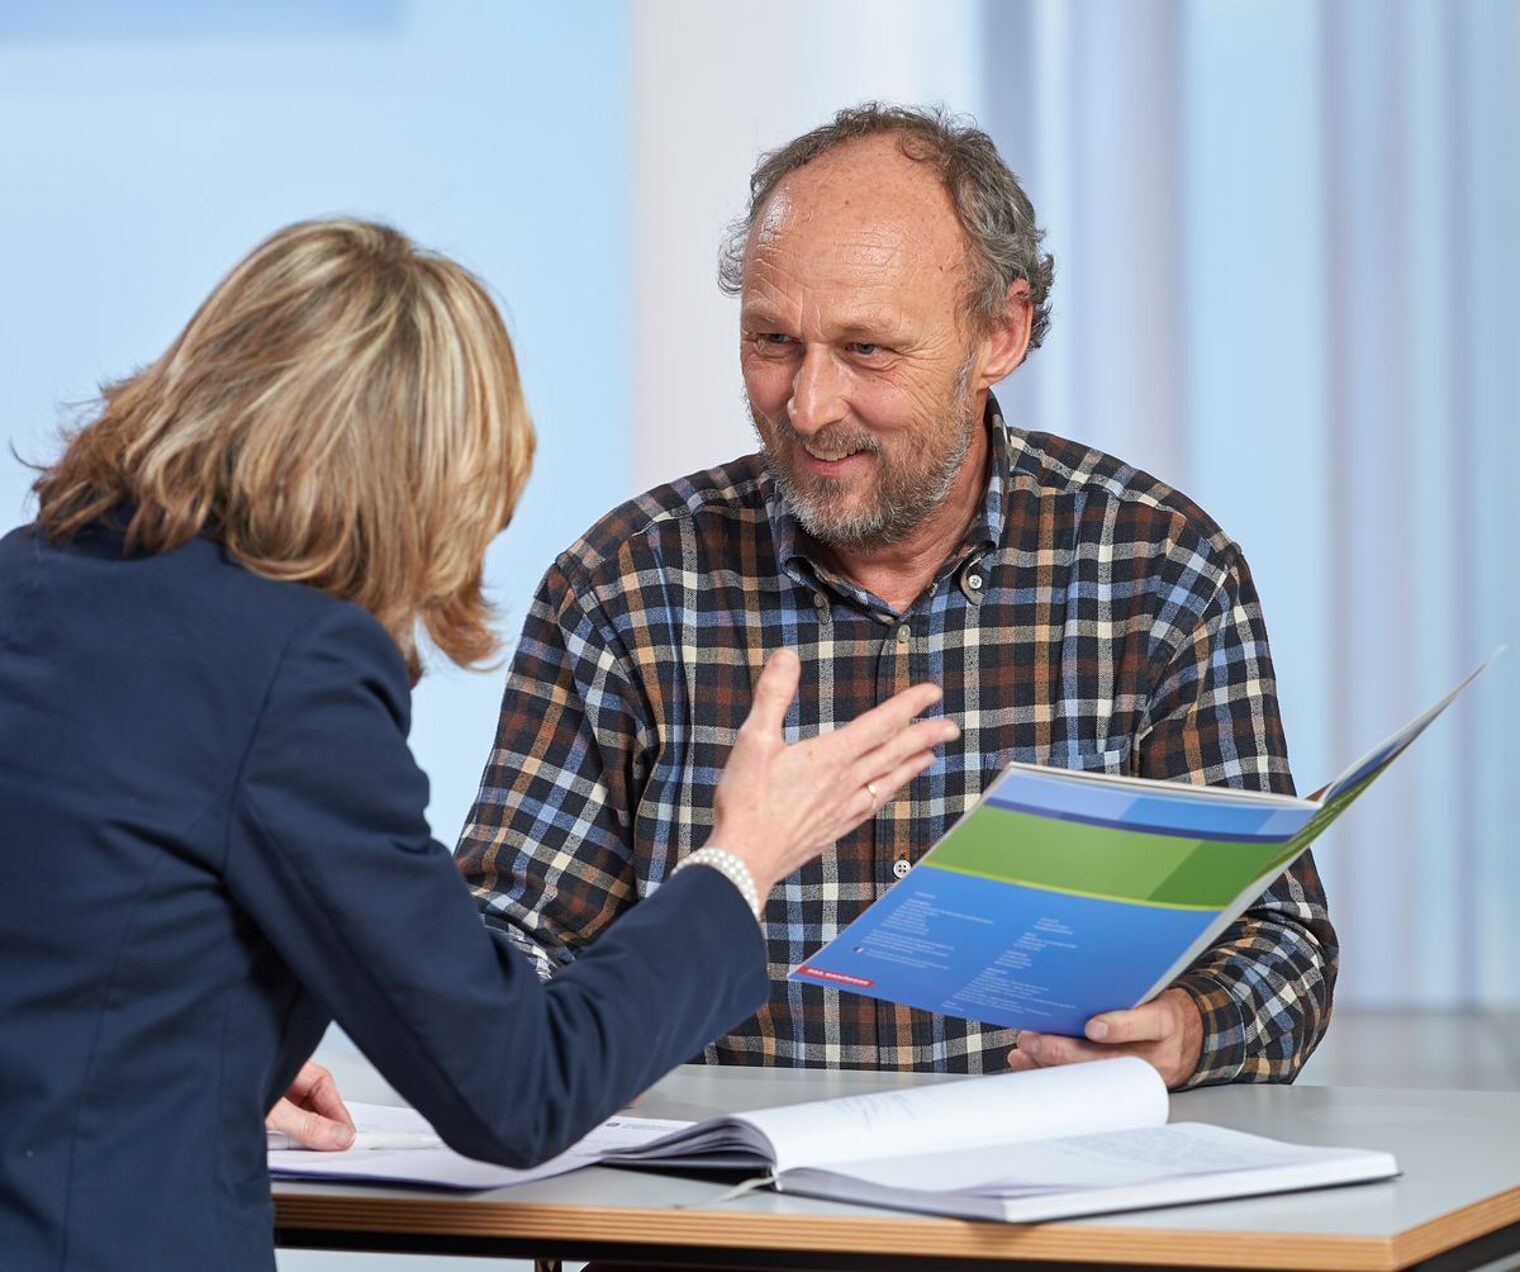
left=0, top=220, right=954, bottom=1271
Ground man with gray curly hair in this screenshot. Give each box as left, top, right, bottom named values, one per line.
left=458, top=104, right=1336, bottom=1090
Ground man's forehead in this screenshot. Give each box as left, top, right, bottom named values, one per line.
left=745, top=136, right=967, bottom=281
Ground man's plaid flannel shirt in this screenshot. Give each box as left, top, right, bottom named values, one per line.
left=456, top=401, right=1337, bottom=1085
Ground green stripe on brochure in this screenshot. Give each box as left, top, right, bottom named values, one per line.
left=923, top=860, right=1222, bottom=911
left=926, top=805, right=1293, bottom=909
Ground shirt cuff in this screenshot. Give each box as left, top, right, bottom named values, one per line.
left=1172, top=969, right=1248, bottom=1089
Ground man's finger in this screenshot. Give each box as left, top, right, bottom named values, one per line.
left=1085, top=1000, right=1174, bottom=1045
left=742, top=649, right=801, bottom=737
left=1014, top=1031, right=1119, bottom=1067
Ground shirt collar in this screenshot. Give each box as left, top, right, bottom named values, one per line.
left=765, top=391, right=1011, bottom=585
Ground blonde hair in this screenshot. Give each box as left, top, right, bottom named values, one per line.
left=33, top=218, right=534, bottom=680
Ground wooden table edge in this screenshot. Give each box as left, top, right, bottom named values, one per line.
left=274, top=1182, right=1520, bottom=1270
left=1389, top=1185, right=1520, bottom=1267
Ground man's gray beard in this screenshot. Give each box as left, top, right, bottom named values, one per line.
left=749, top=369, right=978, bottom=553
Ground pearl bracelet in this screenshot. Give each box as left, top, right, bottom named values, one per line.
left=672, top=847, right=763, bottom=922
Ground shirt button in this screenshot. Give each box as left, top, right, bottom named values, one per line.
left=892, top=858, right=911, bottom=880
left=967, top=573, right=983, bottom=591
left=813, top=592, right=828, bottom=611
left=895, top=625, right=911, bottom=644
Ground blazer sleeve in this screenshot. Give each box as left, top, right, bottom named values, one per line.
left=225, top=604, right=768, bottom=1168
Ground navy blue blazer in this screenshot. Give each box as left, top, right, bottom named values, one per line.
left=0, top=520, right=767, bottom=1271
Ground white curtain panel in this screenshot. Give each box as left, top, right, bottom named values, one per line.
left=981, top=0, right=1520, bottom=1009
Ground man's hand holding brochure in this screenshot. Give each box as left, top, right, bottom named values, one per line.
left=791, top=653, right=1502, bottom=1048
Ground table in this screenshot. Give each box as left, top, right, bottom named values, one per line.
left=274, top=1050, right=1520, bottom=1270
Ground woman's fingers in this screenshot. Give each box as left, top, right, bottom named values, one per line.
left=873, top=748, right=942, bottom=801
left=266, top=1095, right=354, bottom=1150
left=834, top=681, right=944, bottom=751
left=838, top=749, right=940, bottom=832
left=743, top=658, right=941, bottom=761
left=284, top=1060, right=353, bottom=1129
left=845, top=717, right=959, bottom=791
left=712, top=656, right=954, bottom=885
left=265, top=1060, right=356, bottom=1150
left=740, top=649, right=802, bottom=739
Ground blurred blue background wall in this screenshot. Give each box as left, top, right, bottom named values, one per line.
left=2, top=0, right=1516, bottom=1015
left=0, top=0, right=632, bottom=861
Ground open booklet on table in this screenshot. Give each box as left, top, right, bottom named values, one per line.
left=269, top=1058, right=1398, bottom=1223
left=268, top=1100, right=695, bottom=1191
left=790, top=651, right=1503, bottom=1037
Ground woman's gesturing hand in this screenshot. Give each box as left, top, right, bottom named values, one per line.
left=709, top=649, right=956, bottom=897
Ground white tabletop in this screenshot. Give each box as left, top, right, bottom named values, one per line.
left=274, top=1042, right=1520, bottom=1270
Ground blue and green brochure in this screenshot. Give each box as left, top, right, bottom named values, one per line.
left=791, top=652, right=1501, bottom=1036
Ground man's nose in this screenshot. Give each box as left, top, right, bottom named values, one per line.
left=787, top=348, right=848, bottom=434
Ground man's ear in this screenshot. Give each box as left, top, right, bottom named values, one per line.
left=975, top=280, right=1033, bottom=389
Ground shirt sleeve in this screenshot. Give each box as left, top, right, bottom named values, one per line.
left=226, top=603, right=766, bottom=1166
left=1136, top=545, right=1339, bottom=1089
left=454, top=560, right=649, bottom=978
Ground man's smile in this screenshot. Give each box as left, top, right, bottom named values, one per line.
left=797, top=439, right=874, bottom=477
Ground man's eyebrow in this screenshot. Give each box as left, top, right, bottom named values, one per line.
left=833, top=315, right=905, bottom=338
left=739, top=305, right=788, bottom=328
left=738, top=308, right=908, bottom=337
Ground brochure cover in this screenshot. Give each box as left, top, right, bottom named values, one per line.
left=790, top=652, right=1501, bottom=1036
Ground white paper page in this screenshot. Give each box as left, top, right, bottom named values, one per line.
left=736, top=1056, right=1167, bottom=1174
left=806, top=1122, right=1394, bottom=1198
left=269, top=1103, right=691, bottom=1191
left=967, top=1123, right=1392, bottom=1195
left=348, top=1103, right=424, bottom=1131
left=604, top=1116, right=774, bottom=1166
left=269, top=1145, right=556, bottom=1190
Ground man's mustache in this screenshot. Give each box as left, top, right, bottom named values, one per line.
left=755, top=410, right=883, bottom=460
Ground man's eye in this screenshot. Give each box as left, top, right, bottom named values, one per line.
left=756, top=333, right=792, bottom=345
left=850, top=342, right=882, bottom=356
